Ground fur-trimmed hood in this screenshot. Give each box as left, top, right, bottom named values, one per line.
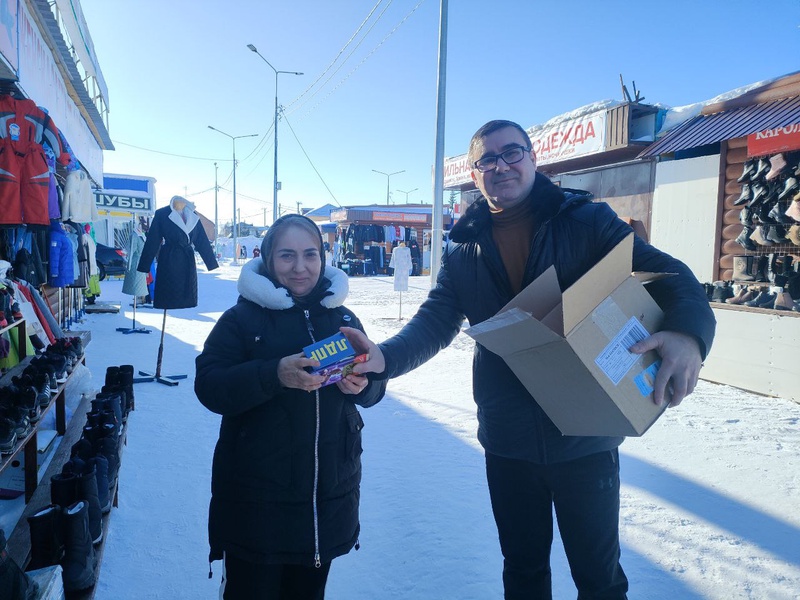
left=237, top=258, right=349, bottom=310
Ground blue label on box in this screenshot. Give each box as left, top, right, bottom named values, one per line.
left=634, top=360, right=661, bottom=396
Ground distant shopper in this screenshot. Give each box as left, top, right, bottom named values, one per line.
left=346, top=119, right=716, bottom=599
left=252, top=246, right=260, bottom=258
left=195, top=214, right=385, bottom=599
left=240, top=245, right=247, bottom=259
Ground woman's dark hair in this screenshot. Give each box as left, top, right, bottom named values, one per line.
left=260, top=213, right=325, bottom=281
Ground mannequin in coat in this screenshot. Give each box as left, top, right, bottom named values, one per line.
left=136, top=196, right=218, bottom=309
left=122, top=221, right=149, bottom=298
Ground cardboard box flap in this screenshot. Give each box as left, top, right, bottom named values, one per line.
left=633, top=271, right=678, bottom=285
left=500, top=265, right=562, bottom=321
left=465, top=307, right=563, bottom=354
left=562, top=234, right=633, bottom=334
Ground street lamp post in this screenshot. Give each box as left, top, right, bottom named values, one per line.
left=247, top=44, right=303, bottom=224
left=396, top=187, right=419, bottom=203
left=213, top=162, right=219, bottom=257
left=208, top=126, right=258, bottom=265
left=372, top=169, right=405, bottom=205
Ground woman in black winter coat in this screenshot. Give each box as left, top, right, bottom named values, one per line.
left=195, top=214, right=385, bottom=599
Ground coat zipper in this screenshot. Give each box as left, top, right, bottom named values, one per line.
left=304, top=309, right=322, bottom=568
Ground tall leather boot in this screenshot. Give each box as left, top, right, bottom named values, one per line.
left=27, top=504, right=65, bottom=570
left=0, top=529, right=38, bottom=600
left=60, top=501, right=96, bottom=592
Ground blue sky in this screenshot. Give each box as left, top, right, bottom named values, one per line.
left=79, top=0, right=800, bottom=227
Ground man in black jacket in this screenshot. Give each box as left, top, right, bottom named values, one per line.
left=348, top=119, right=715, bottom=599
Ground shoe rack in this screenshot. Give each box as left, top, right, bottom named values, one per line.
left=716, top=138, right=800, bottom=311
left=0, top=329, right=89, bottom=504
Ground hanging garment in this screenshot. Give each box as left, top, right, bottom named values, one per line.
left=48, top=221, right=75, bottom=287
left=122, top=231, right=148, bottom=297
left=389, top=245, right=413, bottom=291
left=136, top=197, right=218, bottom=309
left=61, top=170, right=99, bottom=223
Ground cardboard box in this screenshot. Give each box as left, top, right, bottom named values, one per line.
left=465, top=234, right=669, bottom=437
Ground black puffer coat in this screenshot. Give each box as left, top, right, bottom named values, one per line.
left=379, top=173, right=715, bottom=464
left=137, top=200, right=218, bottom=309
left=195, top=260, right=385, bottom=567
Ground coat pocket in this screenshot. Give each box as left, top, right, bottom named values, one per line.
left=336, top=410, right=364, bottom=486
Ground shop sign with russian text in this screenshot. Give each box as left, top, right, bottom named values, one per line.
left=94, top=192, right=152, bottom=212
left=443, top=154, right=472, bottom=188
left=747, top=123, right=800, bottom=156
left=527, top=112, right=607, bottom=165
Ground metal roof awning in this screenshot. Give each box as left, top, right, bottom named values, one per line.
left=639, top=95, right=800, bottom=157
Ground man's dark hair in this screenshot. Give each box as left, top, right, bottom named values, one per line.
left=468, top=120, right=531, bottom=164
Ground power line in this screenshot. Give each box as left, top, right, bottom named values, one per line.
left=282, top=114, right=341, bottom=207
left=286, top=0, right=395, bottom=118
left=112, top=139, right=230, bottom=162
left=290, top=0, right=426, bottom=120
left=284, top=0, right=386, bottom=112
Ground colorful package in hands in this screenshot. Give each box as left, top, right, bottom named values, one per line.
left=303, top=332, right=369, bottom=387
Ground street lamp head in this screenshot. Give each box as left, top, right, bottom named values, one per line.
left=247, top=43, right=258, bottom=52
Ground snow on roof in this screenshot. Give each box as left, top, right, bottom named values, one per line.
left=526, top=99, right=623, bottom=133
left=655, top=76, right=782, bottom=136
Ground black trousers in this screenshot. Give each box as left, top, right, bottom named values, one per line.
left=486, top=450, right=629, bottom=600
left=220, top=553, right=332, bottom=600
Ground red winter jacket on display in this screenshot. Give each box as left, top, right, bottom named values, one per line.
left=0, top=95, right=69, bottom=226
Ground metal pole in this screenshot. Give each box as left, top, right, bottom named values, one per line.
left=372, top=169, right=405, bottom=205
left=232, top=138, right=239, bottom=265
left=430, top=0, right=448, bottom=287
left=208, top=126, right=258, bottom=264
left=247, top=45, right=302, bottom=225
left=213, top=162, right=219, bottom=257
left=273, top=70, right=279, bottom=225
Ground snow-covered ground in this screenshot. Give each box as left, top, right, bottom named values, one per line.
left=21, top=262, right=800, bottom=599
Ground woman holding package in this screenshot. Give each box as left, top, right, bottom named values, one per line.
left=195, top=214, right=385, bottom=599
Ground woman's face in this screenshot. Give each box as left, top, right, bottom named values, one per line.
left=270, top=225, right=322, bottom=297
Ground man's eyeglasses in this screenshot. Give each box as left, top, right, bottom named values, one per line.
left=473, top=145, right=531, bottom=173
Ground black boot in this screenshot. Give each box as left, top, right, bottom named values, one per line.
left=60, top=501, right=97, bottom=592
left=0, top=529, right=38, bottom=600
left=735, top=227, right=758, bottom=250
left=27, top=504, right=65, bottom=570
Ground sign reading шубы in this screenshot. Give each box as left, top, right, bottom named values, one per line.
left=747, top=123, right=800, bottom=157
left=94, top=192, right=153, bottom=212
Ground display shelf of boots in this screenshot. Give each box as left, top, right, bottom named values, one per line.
left=6, top=379, right=129, bottom=599
left=0, top=350, right=88, bottom=503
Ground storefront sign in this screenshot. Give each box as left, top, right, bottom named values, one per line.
left=527, top=112, right=606, bottom=165
left=747, top=123, right=800, bottom=157
left=372, top=211, right=428, bottom=223
left=444, top=154, right=472, bottom=188
left=94, top=192, right=152, bottom=212
left=331, top=209, right=348, bottom=221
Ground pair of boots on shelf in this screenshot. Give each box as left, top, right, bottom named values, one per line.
left=24, top=364, right=134, bottom=593
left=0, top=357, right=63, bottom=439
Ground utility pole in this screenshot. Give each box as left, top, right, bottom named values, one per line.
left=372, top=169, right=405, bottom=205
left=213, top=162, right=219, bottom=257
